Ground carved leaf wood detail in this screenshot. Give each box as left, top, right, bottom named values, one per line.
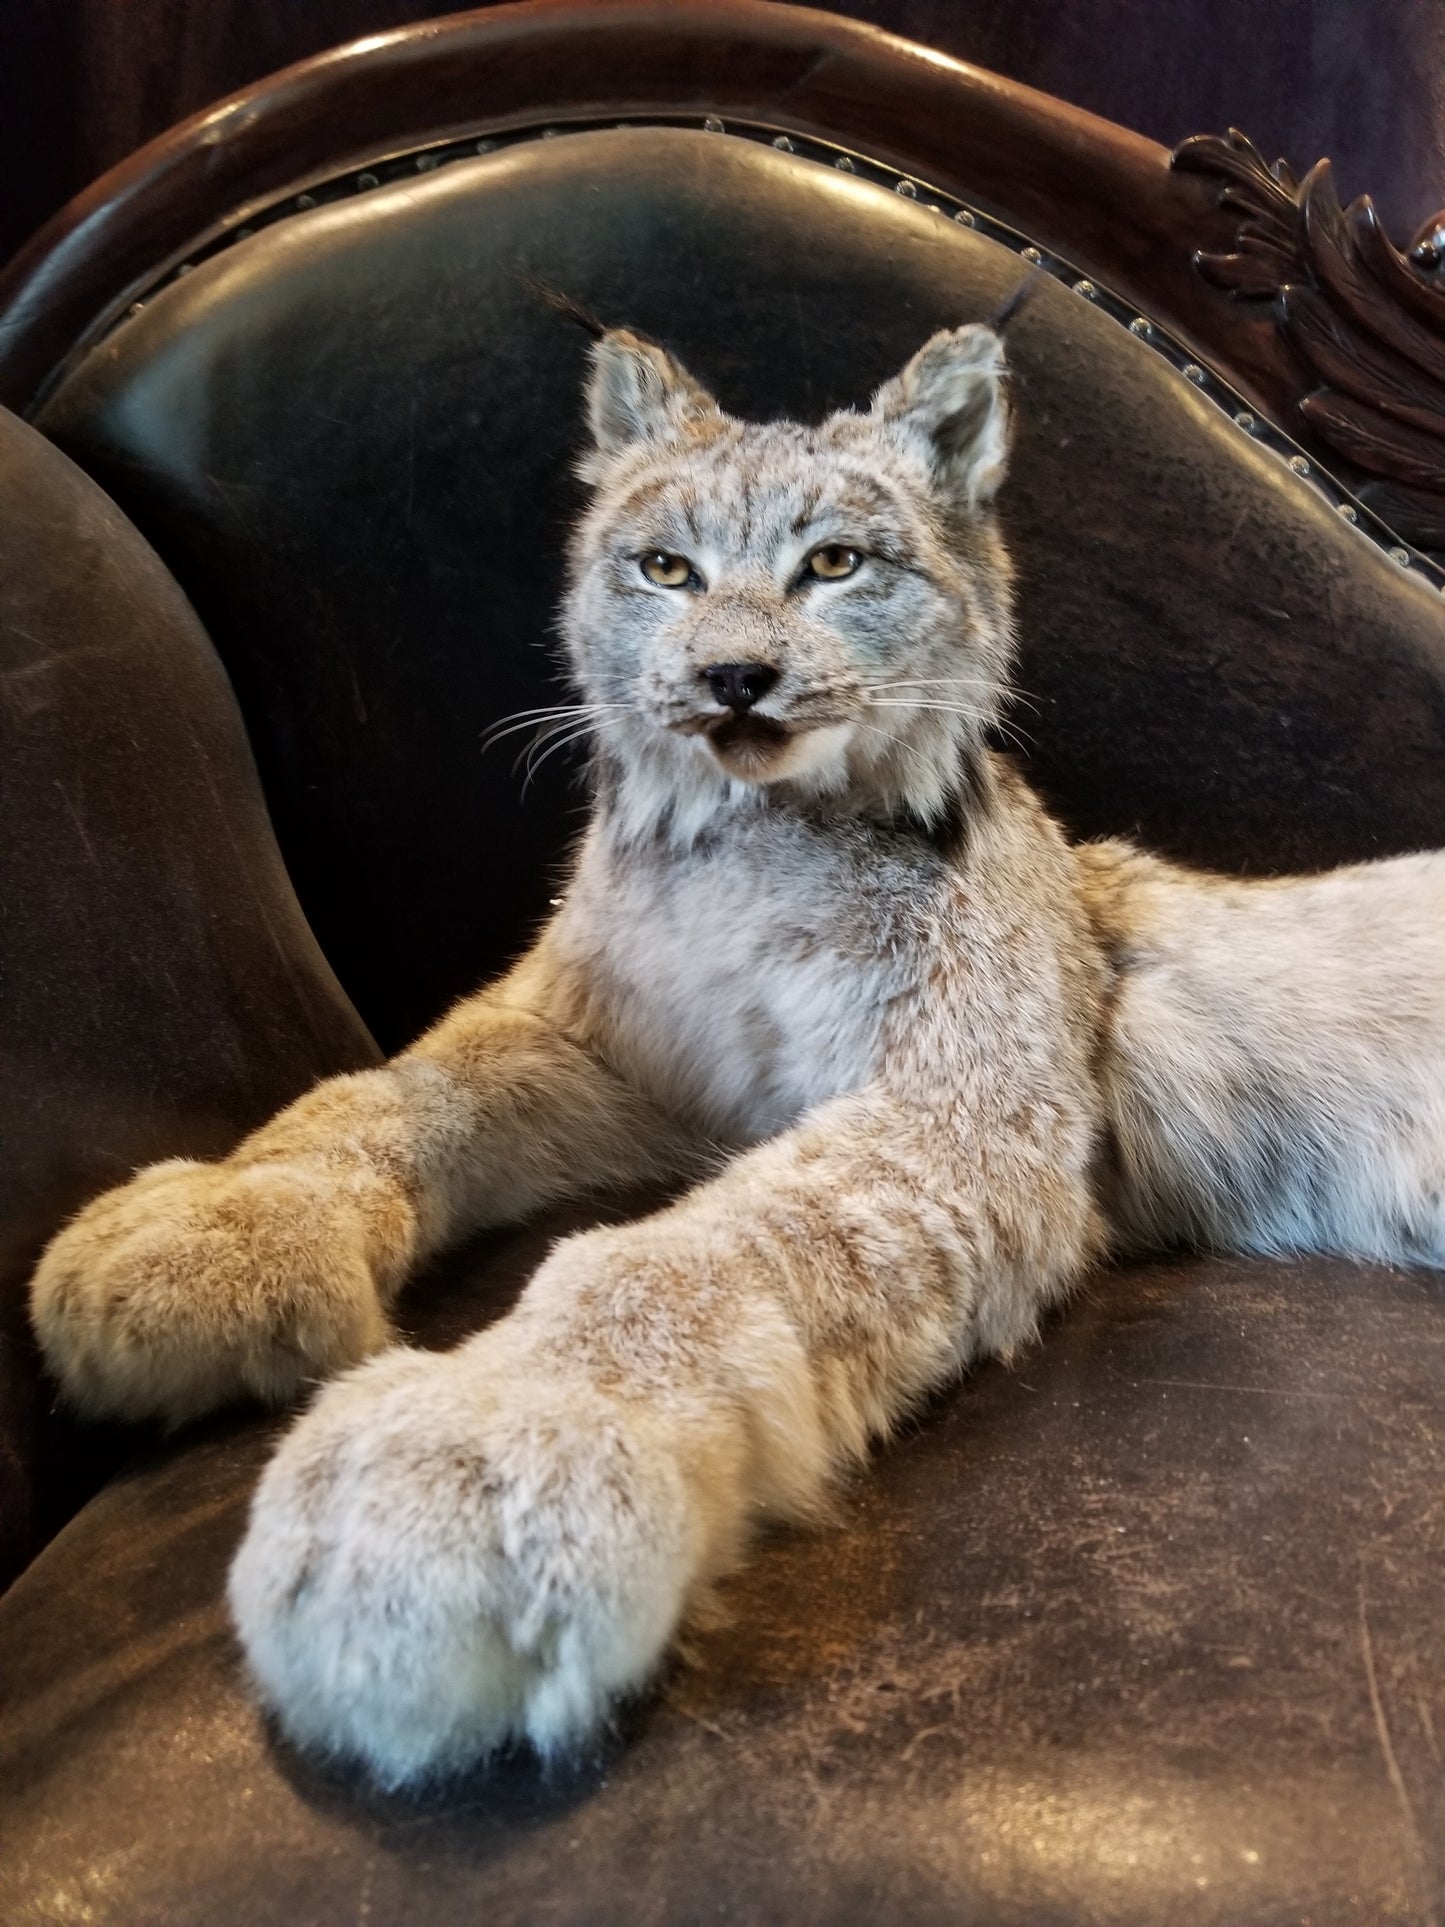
left=1173, top=128, right=1445, bottom=551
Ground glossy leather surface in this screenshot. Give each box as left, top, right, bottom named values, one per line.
left=0, top=404, right=378, bottom=1582
left=2, top=1209, right=1442, bottom=1924
left=35, top=126, right=1445, bottom=1049
left=2, top=0, right=1438, bottom=275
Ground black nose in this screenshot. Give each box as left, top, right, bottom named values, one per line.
left=703, top=662, right=779, bottom=711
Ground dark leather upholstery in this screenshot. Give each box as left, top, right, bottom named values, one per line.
left=0, top=405, right=378, bottom=1583
left=4, top=116, right=1445, bottom=1927
left=3, top=1223, right=1443, bottom=1923
left=34, top=128, right=1445, bottom=1050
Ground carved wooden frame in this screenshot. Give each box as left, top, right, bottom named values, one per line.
left=1174, top=130, right=1445, bottom=553
left=0, top=0, right=1319, bottom=412
left=2, top=0, right=1443, bottom=556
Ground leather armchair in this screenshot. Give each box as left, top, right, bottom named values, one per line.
left=2, top=5, right=1444, bottom=1919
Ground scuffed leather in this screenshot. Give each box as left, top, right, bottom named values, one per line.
left=1, top=1214, right=1441, bottom=1923
left=0, top=406, right=378, bottom=1582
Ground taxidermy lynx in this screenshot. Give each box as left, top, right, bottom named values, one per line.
left=30, top=321, right=1445, bottom=1788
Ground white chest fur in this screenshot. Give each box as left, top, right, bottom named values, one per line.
left=557, top=812, right=931, bottom=1145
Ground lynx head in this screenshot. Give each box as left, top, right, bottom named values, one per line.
left=560, top=324, right=1017, bottom=844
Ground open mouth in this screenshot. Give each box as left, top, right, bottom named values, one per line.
left=665, top=708, right=853, bottom=785
left=702, top=711, right=797, bottom=778
left=706, top=713, right=792, bottom=756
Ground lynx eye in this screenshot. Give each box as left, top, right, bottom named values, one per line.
left=807, top=544, right=863, bottom=581
left=640, top=551, right=696, bottom=589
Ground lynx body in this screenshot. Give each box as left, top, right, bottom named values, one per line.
left=30, top=323, right=1445, bottom=1787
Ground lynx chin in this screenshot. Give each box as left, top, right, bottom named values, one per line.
left=29, top=322, right=1445, bottom=1788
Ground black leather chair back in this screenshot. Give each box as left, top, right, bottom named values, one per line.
left=36, top=126, right=1445, bottom=1048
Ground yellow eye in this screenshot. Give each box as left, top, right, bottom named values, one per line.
left=641, top=552, right=695, bottom=588
left=807, top=545, right=862, bottom=581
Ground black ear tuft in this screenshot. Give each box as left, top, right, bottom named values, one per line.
left=988, top=269, right=1047, bottom=338
left=524, top=275, right=611, bottom=341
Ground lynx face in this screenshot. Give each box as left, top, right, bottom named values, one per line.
left=561, top=326, right=1019, bottom=841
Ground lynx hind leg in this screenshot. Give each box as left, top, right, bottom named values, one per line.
left=1086, top=843, right=1445, bottom=1265
left=29, top=1153, right=404, bottom=1426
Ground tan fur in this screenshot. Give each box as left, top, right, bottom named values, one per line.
left=28, top=326, right=1445, bottom=1786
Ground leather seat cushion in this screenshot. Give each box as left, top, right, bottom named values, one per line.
left=35, top=126, right=1445, bottom=1051
left=2, top=1213, right=1441, bottom=1924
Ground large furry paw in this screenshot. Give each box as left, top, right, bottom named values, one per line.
left=227, top=1336, right=714, bottom=1788
left=30, top=1158, right=393, bottom=1425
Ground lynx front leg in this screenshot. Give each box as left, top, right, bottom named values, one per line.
left=29, top=952, right=689, bottom=1425
left=229, top=1087, right=1105, bottom=1786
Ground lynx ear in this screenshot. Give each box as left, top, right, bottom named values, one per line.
left=583, top=329, right=724, bottom=468
left=870, top=325, right=1011, bottom=510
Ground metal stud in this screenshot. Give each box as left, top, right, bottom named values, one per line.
left=100, top=107, right=1445, bottom=619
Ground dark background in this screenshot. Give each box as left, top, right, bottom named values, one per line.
left=3, top=0, right=1444, bottom=274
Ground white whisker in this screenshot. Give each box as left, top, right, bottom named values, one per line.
left=509, top=715, right=610, bottom=778
left=487, top=715, right=591, bottom=755
left=481, top=703, right=625, bottom=751
left=865, top=697, right=1034, bottom=753
left=849, top=720, right=906, bottom=751
left=865, top=677, right=1039, bottom=715
left=865, top=677, right=1006, bottom=691
left=521, top=720, right=612, bottom=795
left=847, top=718, right=957, bottom=784
left=865, top=701, right=991, bottom=718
